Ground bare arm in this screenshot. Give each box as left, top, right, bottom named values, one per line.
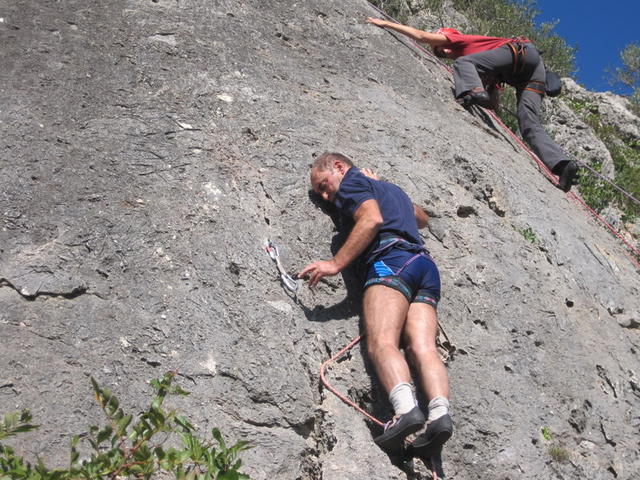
left=414, top=204, right=429, bottom=229
left=298, top=199, right=382, bottom=287
left=366, top=17, right=448, bottom=46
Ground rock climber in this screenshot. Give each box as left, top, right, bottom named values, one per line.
left=366, top=17, right=578, bottom=192
left=298, top=152, right=453, bottom=457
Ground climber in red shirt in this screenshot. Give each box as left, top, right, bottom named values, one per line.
left=366, top=17, right=578, bottom=192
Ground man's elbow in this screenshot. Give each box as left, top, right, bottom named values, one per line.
left=371, top=215, right=383, bottom=230
left=414, top=205, right=429, bottom=228
left=417, top=32, right=432, bottom=44
left=364, top=212, right=383, bottom=231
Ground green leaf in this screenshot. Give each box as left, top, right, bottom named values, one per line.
left=96, top=425, right=113, bottom=444
left=106, top=396, right=119, bottom=416
left=0, top=374, right=251, bottom=480
left=70, top=435, right=80, bottom=465
left=116, top=414, right=132, bottom=436
left=218, top=471, right=240, bottom=480
left=211, top=428, right=225, bottom=449
left=171, top=385, right=190, bottom=396
left=174, top=415, right=194, bottom=433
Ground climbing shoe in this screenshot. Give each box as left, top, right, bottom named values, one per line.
left=407, top=413, right=453, bottom=459
left=374, top=406, right=426, bottom=452
left=557, top=160, right=578, bottom=192
left=458, top=89, right=492, bottom=109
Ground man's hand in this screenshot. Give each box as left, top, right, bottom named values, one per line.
left=366, top=17, right=387, bottom=27
left=297, top=259, right=340, bottom=288
left=361, top=167, right=380, bottom=180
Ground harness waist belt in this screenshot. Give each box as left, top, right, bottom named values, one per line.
left=367, top=234, right=430, bottom=264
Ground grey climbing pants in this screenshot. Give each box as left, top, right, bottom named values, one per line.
left=453, top=43, right=568, bottom=172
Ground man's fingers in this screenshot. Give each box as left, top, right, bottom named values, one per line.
left=297, top=263, right=314, bottom=279
left=309, top=271, right=322, bottom=288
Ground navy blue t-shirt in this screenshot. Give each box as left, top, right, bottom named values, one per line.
left=334, top=167, right=423, bottom=260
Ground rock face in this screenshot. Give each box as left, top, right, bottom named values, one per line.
left=544, top=87, right=617, bottom=179
left=1, top=1, right=639, bottom=479
left=560, top=77, right=640, bottom=141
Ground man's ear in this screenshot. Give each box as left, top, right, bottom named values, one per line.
left=334, top=159, right=345, bottom=174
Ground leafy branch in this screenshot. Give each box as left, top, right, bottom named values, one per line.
left=0, top=373, right=251, bottom=480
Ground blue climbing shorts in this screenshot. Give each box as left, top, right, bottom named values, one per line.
left=364, top=248, right=441, bottom=308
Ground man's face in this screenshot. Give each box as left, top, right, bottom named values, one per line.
left=311, top=165, right=343, bottom=203
left=442, top=47, right=455, bottom=59
left=434, top=46, right=454, bottom=59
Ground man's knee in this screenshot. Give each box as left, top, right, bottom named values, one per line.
left=405, top=340, right=438, bottom=363
left=519, top=120, right=545, bottom=143
left=453, top=56, right=473, bottom=70
left=518, top=110, right=541, bottom=136
left=367, top=336, right=399, bottom=359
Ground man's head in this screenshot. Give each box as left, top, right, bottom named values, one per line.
left=310, top=152, right=354, bottom=203
left=432, top=46, right=453, bottom=58
left=432, top=27, right=460, bottom=59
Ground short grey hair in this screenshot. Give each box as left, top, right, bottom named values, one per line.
left=311, top=152, right=354, bottom=171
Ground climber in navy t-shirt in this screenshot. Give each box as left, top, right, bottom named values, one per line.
left=335, top=164, right=423, bottom=259
left=298, top=152, right=453, bottom=458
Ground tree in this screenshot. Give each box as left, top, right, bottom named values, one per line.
left=613, top=43, right=640, bottom=112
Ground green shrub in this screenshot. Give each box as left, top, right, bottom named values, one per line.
left=539, top=427, right=569, bottom=463
left=548, top=443, right=570, bottom=463
left=0, top=373, right=251, bottom=480
left=565, top=101, right=640, bottom=223
left=368, top=0, right=413, bottom=24
left=540, top=426, right=552, bottom=441
left=518, top=226, right=539, bottom=244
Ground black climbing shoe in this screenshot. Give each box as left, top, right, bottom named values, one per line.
left=557, top=160, right=578, bottom=192
left=374, top=406, right=426, bottom=452
left=407, top=413, right=453, bottom=459
left=459, top=89, right=492, bottom=109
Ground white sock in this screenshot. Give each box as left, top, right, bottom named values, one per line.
left=428, top=396, right=450, bottom=422
left=389, top=382, right=417, bottom=415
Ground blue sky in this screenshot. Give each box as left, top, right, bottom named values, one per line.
left=535, top=0, right=639, bottom=93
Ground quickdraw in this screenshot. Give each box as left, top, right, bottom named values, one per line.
left=265, top=239, right=299, bottom=294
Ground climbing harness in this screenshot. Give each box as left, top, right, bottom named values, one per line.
left=367, top=234, right=430, bottom=262
left=265, top=239, right=299, bottom=294
left=506, top=41, right=527, bottom=75
left=524, top=79, right=546, bottom=95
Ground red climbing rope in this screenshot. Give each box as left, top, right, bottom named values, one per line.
left=320, top=334, right=441, bottom=479
left=366, top=1, right=640, bottom=268
left=319, top=334, right=385, bottom=427
left=316, top=7, right=637, bottom=478
left=483, top=108, right=640, bottom=267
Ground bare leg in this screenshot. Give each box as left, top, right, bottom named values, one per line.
left=403, top=303, right=449, bottom=400
left=363, top=285, right=411, bottom=394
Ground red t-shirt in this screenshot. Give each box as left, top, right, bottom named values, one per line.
left=443, top=32, right=530, bottom=57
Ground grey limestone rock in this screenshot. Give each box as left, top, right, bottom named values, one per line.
left=1, top=1, right=640, bottom=479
